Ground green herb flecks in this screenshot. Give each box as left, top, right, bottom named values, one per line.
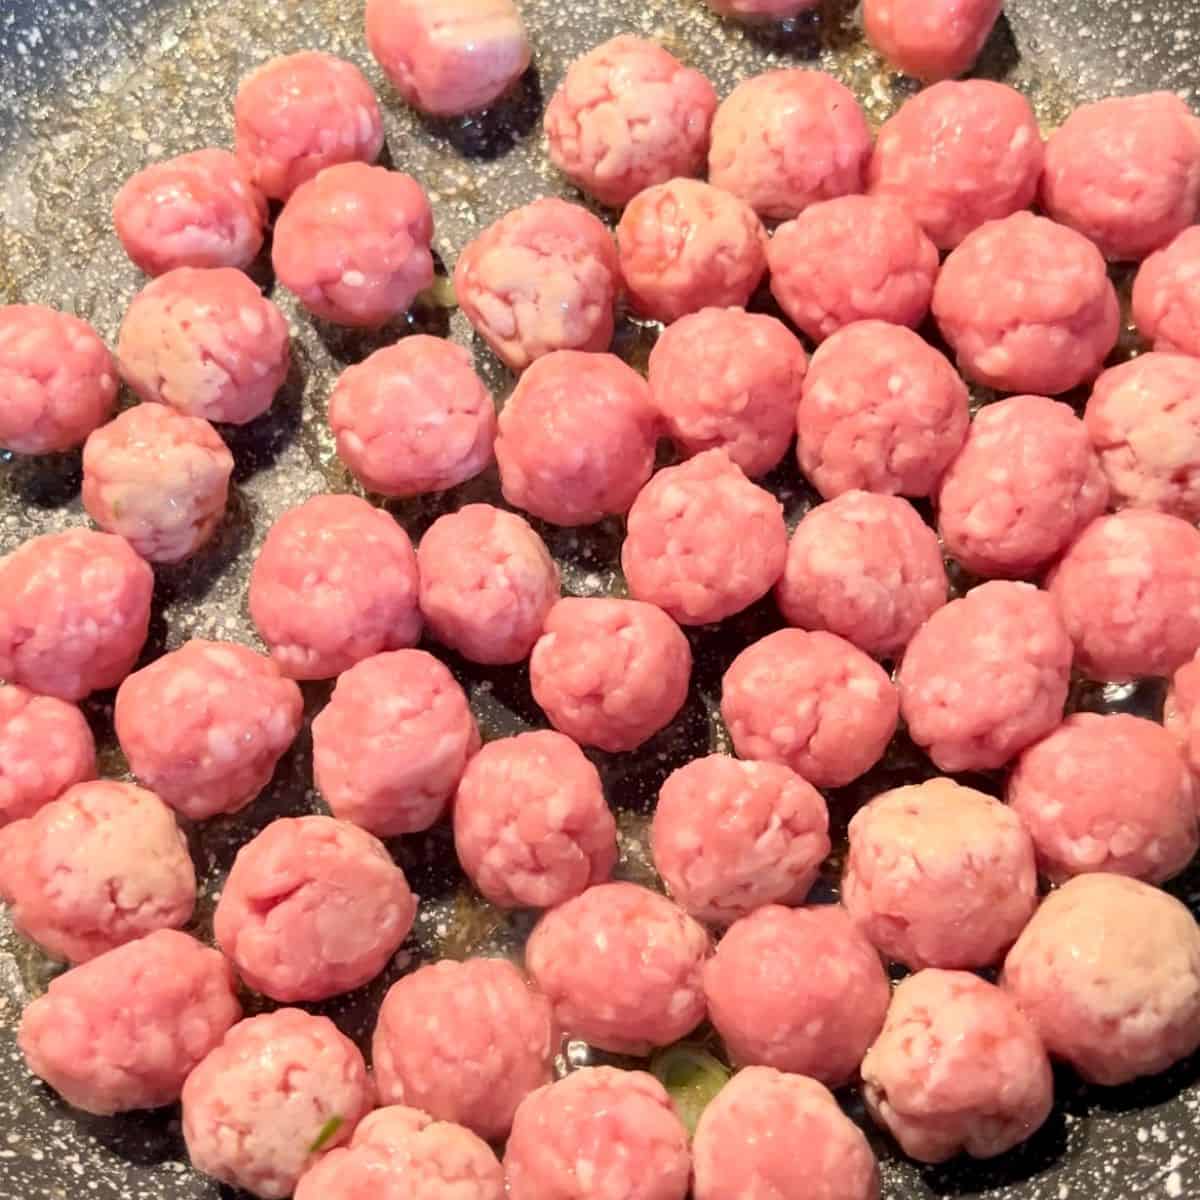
left=650, top=1044, right=731, bottom=1137
left=308, top=1114, right=344, bottom=1153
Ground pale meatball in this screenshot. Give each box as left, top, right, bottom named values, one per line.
left=864, top=0, right=1003, bottom=81
left=1132, top=226, right=1200, bottom=357
left=704, top=0, right=818, bottom=17
left=1166, top=650, right=1200, bottom=778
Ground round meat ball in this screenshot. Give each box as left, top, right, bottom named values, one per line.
left=1166, top=651, right=1200, bottom=778
left=622, top=449, right=788, bottom=626
left=312, top=649, right=480, bottom=837
left=704, top=0, right=818, bottom=16
left=1132, top=226, right=1200, bottom=357
left=525, top=882, right=709, bottom=1055
left=0, top=304, right=117, bottom=454
left=214, top=815, right=417, bottom=1002
left=18, top=929, right=240, bottom=1115
left=328, top=336, right=496, bottom=497
left=115, top=639, right=303, bottom=821
left=1003, top=873, right=1200, bottom=1085
left=373, top=957, right=557, bottom=1140
left=530, top=597, right=692, bottom=753
left=272, top=162, right=434, bottom=328
left=865, top=0, right=1003, bottom=81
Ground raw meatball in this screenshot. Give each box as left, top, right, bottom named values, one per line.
left=525, top=882, right=709, bottom=1054
left=704, top=0, right=818, bottom=17
left=506, top=1068, right=689, bottom=1200
left=417, top=504, right=559, bottom=665
left=777, top=491, right=947, bottom=660
left=843, top=778, right=1038, bottom=970
left=82, top=402, right=234, bottom=564
left=453, top=731, right=617, bottom=909
left=938, top=394, right=1108, bottom=579
left=530, top=597, right=692, bottom=753
left=234, top=51, right=385, bottom=201
left=115, top=640, right=303, bottom=821
left=214, top=815, right=416, bottom=1001
left=616, top=178, right=767, bottom=324
left=861, top=970, right=1053, bottom=1162
left=312, top=649, right=480, bottom=836
left=373, top=957, right=557, bottom=1140
left=117, top=267, right=290, bottom=425
left=622, top=449, right=788, bottom=626
left=865, top=0, right=1003, bottom=81
left=1002, top=873, right=1200, bottom=1085
left=113, top=149, right=267, bottom=276
left=1132, top=226, right=1200, bottom=357
left=18, top=929, right=240, bottom=1115
left=722, top=629, right=899, bottom=789
left=0, top=529, right=153, bottom=701
left=182, top=1009, right=373, bottom=1199
left=708, top=70, right=872, bottom=221
left=454, top=198, right=619, bottom=370
left=328, top=336, right=496, bottom=497
left=1166, top=651, right=1200, bottom=777
left=273, top=163, right=434, bottom=328
left=0, top=304, right=117, bottom=454
left=496, top=350, right=657, bottom=526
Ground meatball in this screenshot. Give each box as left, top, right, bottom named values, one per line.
left=708, top=69, right=872, bottom=221
left=454, top=198, right=619, bottom=371
left=861, top=970, right=1053, bottom=1163
left=777, top=491, right=947, bottom=660
left=328, top=336, right=496, bottom=498
left=704, top=0, right=818, bottom=16
left=117, top=267, right=290, bottom=425
left=18, top=929, right=240, bottom=1115
left=622, top=449, right=788, bottom=626
left=0, top=529, right=152, bottom=701
left=214, top=815, right=416, bottom=1001
left=722, top=629, right=899, bottom=789
left=1166, top=651, right=1200, bottom=777
left=312, top=649, right=480, bottom=837
left=525, top=882, right=709, bottom=1054
left=1003, top=873, right=1200, bottom=1085
left=865, top=0, right=1003, bottom=81
left=495, top=350, right=657, bottom=526
left=373, top=957, right=557, bottom=1140
left=530, top=597, right=692, bottom=753
left=0, top=304, right=117, bottom=454
left=938, top=394, right=1108, bottom=579
left=1132, top=226, right=1200, bottom=357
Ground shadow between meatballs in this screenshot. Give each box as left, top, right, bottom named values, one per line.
left=418, top=68, right=544, bottom=161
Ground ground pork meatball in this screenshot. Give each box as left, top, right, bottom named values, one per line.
left=862, top=969, right=1053, bottom=1163
left=1003, top=873, right=1200, bottom=1085
left=0, top=528, right=153, bottom=701
left=496, top=350, right=657, bottom=526
left=18, top=929, right=239, bottom=1115
left=454, top=731, right=617, bottom=909
left=704, top=0, right=818, bottom=16
left=938, top=394, right=1108, bottom=579
left=328, top=336, right=496, bottom=497
left=865, top=0, right=1003, bottom=81
left=0, top=305, right=117, bottom=454
left=1133, top=226, right=1200, bottom=357
left=1166, top=651, right=1200, bottom=778
left=373, top=957, right=557, bottom=1140
left=526, top=882, right=709, bottom=1054
left=234, top=51, right=385, bottom=202
left=312, top=649, right=480, bottom=836
left=454, top=198, right=619, bottom=371
left=708, top=70, right=872, bottom=221
left=506, top=1067, right=690, bottom=1200
left=117, top=267, right=290, bottom=425
left=214, top=815, right=416, bottom=1002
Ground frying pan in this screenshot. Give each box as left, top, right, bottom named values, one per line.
left=2, top=0, right=1199, bottom=1196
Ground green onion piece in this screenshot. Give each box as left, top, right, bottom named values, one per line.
left=650, top=1045, right=731, bottom=1136
left=416, top=276, right=458, bottom=309
left=308, top=1114, right=345, bottom=1153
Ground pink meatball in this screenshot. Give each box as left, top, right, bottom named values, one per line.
left=704, top=0, right=818, bottom=16
left=312, top=649, right=480, bottom=837
left=0, top=305, right=116, bottom=454
left=938, top=394, right=1108, bottom=579
left=0, top=529, right=152, bottom=701
left=623, top=450, right=788, bottom=626
left=496, top=351, right=657, bottom=526
left=862, top=970, right=1052, bottom=1162
left=183, top=1009, right=373, bottom=1199
left=530, top=597, right=692, bottom=753
left=777, top=491, right=947, bottom=660
left=865, top=0, right=1003, bottom=81
left=115, top=639, right=303, bottom=821
left=234, top=51, right=385, bottom=202
left=708, top=70, right=871, bottom=221
left=1166, top=651, right=1200, bottom=777
left=616, top=179, right=767, bottom=324
left=117, top=267, right=290, bottom=425
left=373, top=957, right=557, bottom=1140
left=328, top=337, right=496, bottom=497
left=214, top=815, right=416, bottom=1001
left=18, top=929, right=240, bottom=1115
left=1133, top=226, right=1200, bottom=357
left=1002, top=873, right=1200, bottom=1085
